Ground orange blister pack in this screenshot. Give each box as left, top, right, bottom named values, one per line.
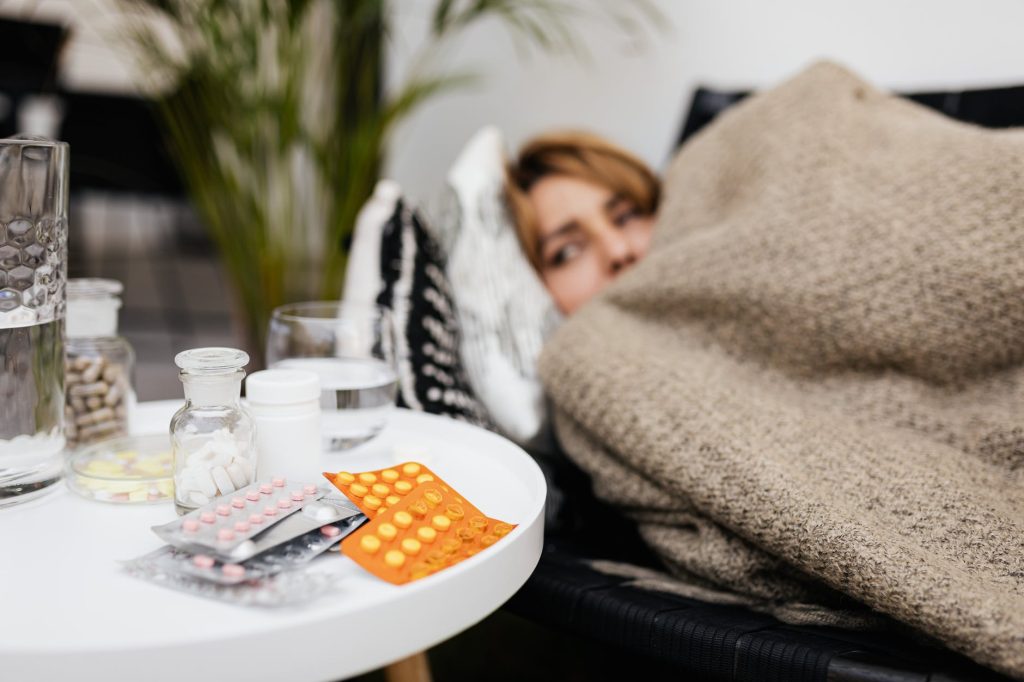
left=324, top=462, right=440, bottom=518
left=324, top=462, right=515, bottom=584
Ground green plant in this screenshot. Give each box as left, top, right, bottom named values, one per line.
left=121, top=0, right=658, bottom=359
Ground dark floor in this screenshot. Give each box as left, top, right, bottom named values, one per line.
left=346, top=609, right=687, bottom=682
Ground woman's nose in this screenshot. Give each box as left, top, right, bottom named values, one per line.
left=596, top=226, right=636, bottom=274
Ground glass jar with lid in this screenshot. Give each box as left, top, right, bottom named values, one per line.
left=171, top=347, right=257, bottom=514
left=64, top=278, right=135, bottom=448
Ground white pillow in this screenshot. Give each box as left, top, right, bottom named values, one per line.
left=439, top=126, right=560, bottom=448
left=343, top=179, right=401, bottom=305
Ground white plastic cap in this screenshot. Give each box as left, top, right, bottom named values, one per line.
left=246, top=368, right=320, bottom=405
left=67, top=278, right=122, bottom=338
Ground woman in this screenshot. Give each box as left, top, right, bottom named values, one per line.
left=505, top=131, right=661, bottom=315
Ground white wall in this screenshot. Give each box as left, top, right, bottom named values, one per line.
left=385, top=0, right=1024, bottom=210
left=5, top=0, right=1024, bottom=210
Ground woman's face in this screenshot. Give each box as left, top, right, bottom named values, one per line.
left=528, top=175, right=655, bottom=315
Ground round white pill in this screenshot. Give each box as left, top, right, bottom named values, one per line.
left=187, top=443, right=215, bottom=466
left=209, top=444, right=233, bottom=467
left=192, top=468, right=218, bottom=498
left=234, top=457, right=254, bottom=479
left=177, top=473, right=196, bottom=495
left=226, top=461, right=249, bottom=489
left=211, top=466, right=236, bottom=495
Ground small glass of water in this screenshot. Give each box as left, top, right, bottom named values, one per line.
left=266, top=301, right=397, bottom=451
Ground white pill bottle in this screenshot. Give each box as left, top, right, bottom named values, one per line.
left=170, top=348, right=257, bottom=515
left=245, top=369, right=321, bottom=484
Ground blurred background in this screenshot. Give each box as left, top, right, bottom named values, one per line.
left=0, top=0, right=1022, bottom=401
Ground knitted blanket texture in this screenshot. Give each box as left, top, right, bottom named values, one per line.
left=538, top=62, right=1024, bottom=678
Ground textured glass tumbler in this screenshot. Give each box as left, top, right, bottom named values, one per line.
left=0, top=136, right=69, bottom=507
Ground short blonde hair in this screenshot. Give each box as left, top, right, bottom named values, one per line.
left=505, top=131, right=661, bottom=269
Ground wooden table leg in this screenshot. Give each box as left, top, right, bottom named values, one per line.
left=384, top=652, right=432, bottom=682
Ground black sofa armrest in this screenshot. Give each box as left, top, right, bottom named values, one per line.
left=506, top=547, right=1012, bottom=682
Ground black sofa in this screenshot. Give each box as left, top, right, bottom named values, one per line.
left=502, top=82, right=1024, bottom=682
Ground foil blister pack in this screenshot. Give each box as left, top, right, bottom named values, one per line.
left=151, top=477, right=331, bottom=561
left=127, top=477, right=366, bottom=605
left=129, top=516, right=362, bottom=586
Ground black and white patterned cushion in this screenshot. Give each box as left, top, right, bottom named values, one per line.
left=438, top=126, right=558, bottom=449
left=376, top=200, right=491, bottom=427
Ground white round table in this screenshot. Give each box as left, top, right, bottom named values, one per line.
left=0, top=401, right=546, bottom=682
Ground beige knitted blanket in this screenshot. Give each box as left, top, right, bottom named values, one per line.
left=538, top=62, right=1024, bottom=678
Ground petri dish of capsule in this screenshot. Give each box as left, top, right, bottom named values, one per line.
left=66, top=433, right=174, bottom=504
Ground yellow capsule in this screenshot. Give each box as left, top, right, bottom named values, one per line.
left=335, top=472, right=355, bottom=484
left=457, top=527, right=476, bottom=542
left=445, top=503, right=465, bottom=521
left=386, top=495, right=400, bottom=506
left=409, top=500, right=429, bottom=518
left=470, top=516, right=488, bottom=531
left=431, top=514, right=452, bottom=531
left=384, top=550, right=406, bottom=568
left=416, top=474, right=435, bottom=484
left=377, top=506, right=389, bottom=515
left=84, top=460, right=124, bottom=476
left=393, top=511, right=413, bottom=529
left=381, top=469, right=400, bottom=482
left=99, top=480, right=137, bottom=494
left=423, top=489, right=443, bottom=507
left=348, top=483, right=368, bottom=498
left=425, top=550, right=447, bottom=567
left=493, top=523, right=514, bottom=537
left=371, top=483, right=390, bottom=497
left=363, top=495, right=382, bottom=510
left=401, top=538, right=422, bottom=555
left=134, top=458, right=169, bottom=476
left=394, top=481, right=413, bottom=495
left=441, top=538, right=462, bottom=554
left=360, top=535, right=382, bottom=554
left=378, top=523, right=398, bottom=541
left=410, top=562, right=432, bottom=580
left=402, top=463, right=421, bottom=477
left=480, top=534, right=498, bottom=547
left=417, top=526, right=438, bottom=543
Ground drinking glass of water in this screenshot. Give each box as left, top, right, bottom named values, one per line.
left=266, top=301, right=397, bottom=451
left=0, top=137, right=68, bottom=507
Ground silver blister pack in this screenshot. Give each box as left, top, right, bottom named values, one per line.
left=152, top=478, right=329, bottom=560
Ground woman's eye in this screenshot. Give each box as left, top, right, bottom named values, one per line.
left=612, top=206, right=639, bottom=227
left=547, top=242, right=583, bottom=267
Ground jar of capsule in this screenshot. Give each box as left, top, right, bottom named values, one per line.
left=64, top=278, right=136, bottom=448
left=170, top=347, right=257, bottom=515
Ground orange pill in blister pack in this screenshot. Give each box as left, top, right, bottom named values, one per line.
left=324, top=462, right=437, bottom=517
left=333, top=463, right=516, bottom=585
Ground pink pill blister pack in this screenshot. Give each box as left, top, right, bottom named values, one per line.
left=139, top=518, right=360, bottom=586
left=152, top=477, right=325, bottom=559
